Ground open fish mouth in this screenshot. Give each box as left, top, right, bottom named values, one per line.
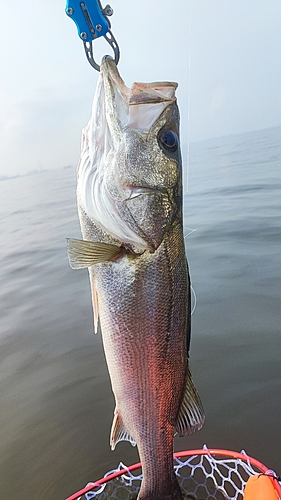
left=100, top=55, right=178, bottom=133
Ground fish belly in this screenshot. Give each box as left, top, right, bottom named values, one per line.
left=89, top=222, right=188, bottom=499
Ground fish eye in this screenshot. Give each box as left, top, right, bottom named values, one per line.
left=158, top=130, right=178, bottom=153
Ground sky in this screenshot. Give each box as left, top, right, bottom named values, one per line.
left=1, top=0, right=281, bottom=176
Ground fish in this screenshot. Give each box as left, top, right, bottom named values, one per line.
left=67, top=56, right=205, bottom=500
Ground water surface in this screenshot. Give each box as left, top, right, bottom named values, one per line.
left=0, top=126, right=280, bottom=499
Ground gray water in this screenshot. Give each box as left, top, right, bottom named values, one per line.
left=1, top=126, right=280, bottom=499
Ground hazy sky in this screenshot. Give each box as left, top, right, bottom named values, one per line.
left=1, top=0, right=281, bottom=176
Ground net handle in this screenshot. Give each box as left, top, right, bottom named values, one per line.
left=65, top=448, right=281, bottom=500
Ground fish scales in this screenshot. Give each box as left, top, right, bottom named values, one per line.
left=68, top=57, right=204, bottom=500
left=95, top=225, right=187, bottom=492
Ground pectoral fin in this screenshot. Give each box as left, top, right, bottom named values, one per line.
left=175, top=365, right=205, bottom=436
left=110, top=409, right=136, bottom=450
left=67, top=238, right=122, bottom=269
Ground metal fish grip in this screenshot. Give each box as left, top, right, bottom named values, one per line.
left=65, top=0, right=120, bottom=71
left=83, top=30, right=119, bottom=71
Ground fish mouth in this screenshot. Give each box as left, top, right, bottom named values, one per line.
left=100, top=57, right=178, bottom=132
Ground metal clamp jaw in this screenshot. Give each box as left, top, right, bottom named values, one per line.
left=65, top=0, right=120, bottom=71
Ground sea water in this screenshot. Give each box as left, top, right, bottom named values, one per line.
left=0, top=126, right=280, bottom=499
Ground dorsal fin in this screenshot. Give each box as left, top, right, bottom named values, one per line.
left=175, top=365, right=205, bottom=436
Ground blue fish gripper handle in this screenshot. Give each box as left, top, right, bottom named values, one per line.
left=65, top=0, right=111, bottom=42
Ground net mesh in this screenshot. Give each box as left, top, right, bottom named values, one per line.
left=76, top=446, right=280, bottom=500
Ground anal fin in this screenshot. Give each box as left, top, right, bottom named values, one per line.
left=110, top=409, right=136, bottom=450
left=175, top=365, right=205, bottom=436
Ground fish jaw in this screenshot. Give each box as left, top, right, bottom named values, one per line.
left=77, top=58, right=182, bottom=252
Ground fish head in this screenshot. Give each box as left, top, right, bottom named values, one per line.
left=77, top=57, right=182, bottom=253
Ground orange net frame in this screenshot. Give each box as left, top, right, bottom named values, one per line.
left=66, top=446, right=281, bottom=500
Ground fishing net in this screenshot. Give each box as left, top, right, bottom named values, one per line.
left=67, top=446, right=281, bottom=500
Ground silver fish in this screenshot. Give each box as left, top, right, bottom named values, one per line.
left=68, top=57, right=204, bottom=500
